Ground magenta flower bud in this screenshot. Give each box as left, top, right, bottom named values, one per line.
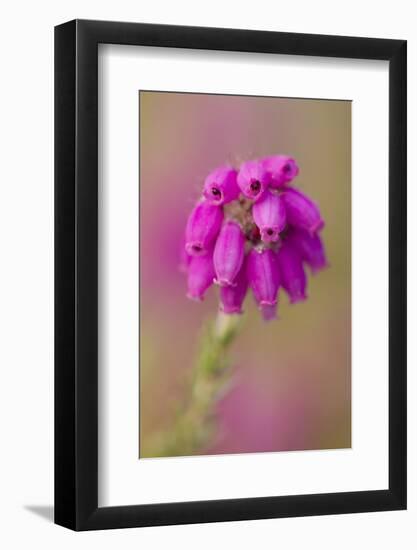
left=247, top=248, right=280, bottom=321
left=213, top=221, right=245, bottom=286
left=252, top=190, right=286, bottom=243
left=237, top=159, right=270, bottom=201
left=277, top=243, right=307, bottom=304
left=186, top=252, right=215, bottom=302
left=282, top=187, right=324, bottom=234
left=287, top=228, right=328, bottom=274
left=220, top=260, right=248, bottom=314
left=185, top=200, right=224, bottom=256
left=203, top=166, right=240, bottom=205
left=262, top=155, right=299, bottom=188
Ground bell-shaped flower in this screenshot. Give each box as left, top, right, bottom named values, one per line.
left=186, top=251, right=215, bottom=301
left=262, top=155, right=299, bottom=188
left=185, top=199, right=223, bottom=256
left=287, top=228, right=328, bottom=274
left=203, top=166, right=240, bottom=205
left=247, top=248, right=280, bottom=321
left=213, top=221, right=245, bottom=287
left=252, top=190, right=286, bottom=243
left=282, top=187, right=324, bottom=234
left=182, top=154, right=326, bottom=321
left=277, top=242, right=307, bottom=303
left=220, top=260, right=248, bottom=314
left=237, top=159, right=270, bottom=201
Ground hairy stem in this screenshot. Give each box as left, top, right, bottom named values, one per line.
left=145, top=312, right=243, bottom=457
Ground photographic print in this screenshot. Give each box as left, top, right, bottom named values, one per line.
left=139, top=91, right=351, bottom=459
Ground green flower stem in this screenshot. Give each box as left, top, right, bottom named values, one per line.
left=147, top=312, right=243, bottom=457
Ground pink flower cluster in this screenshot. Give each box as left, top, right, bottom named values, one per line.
left=181, top=156, right=327, bottom=321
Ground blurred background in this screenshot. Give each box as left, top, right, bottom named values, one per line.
left=139, top=91, right=351, bottom=458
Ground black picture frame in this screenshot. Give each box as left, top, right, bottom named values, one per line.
left=55, top=19, right=407, bottom=531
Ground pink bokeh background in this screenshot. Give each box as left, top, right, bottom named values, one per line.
left=139, top=91, right=351, bottom=457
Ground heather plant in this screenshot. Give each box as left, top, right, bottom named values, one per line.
left=184, top=156, right=326, bottom=320
left=146, top=156, right=327, bottom=457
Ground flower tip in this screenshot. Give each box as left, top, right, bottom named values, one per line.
left=219, top=304, right=243, bottom=315
left=259, top=302, right=278, bottom=321
left=260, top=227, right=280, bottom=243
left=311, top=262, right=330, bottom=275
left=262, top=155, right=299, bottom=187
left=185, top=241, right=205, bottom=256
left=283, top=159, right=300, bottom=182
left=237, top=159, right=269, bottom=201
left=203, top=166, right=239, bottom=205
left=186, top=291, right=204, bottom=302
left=214, top=277, right=236, bottom=287
left=203, top=186, right=223, bottom=205
left=289, top=292, right=307, bottom=304
left=252, top=190, right=286, bottom=240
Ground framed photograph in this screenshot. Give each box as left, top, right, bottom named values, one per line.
left=55, top=19, right=406, bottom=530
